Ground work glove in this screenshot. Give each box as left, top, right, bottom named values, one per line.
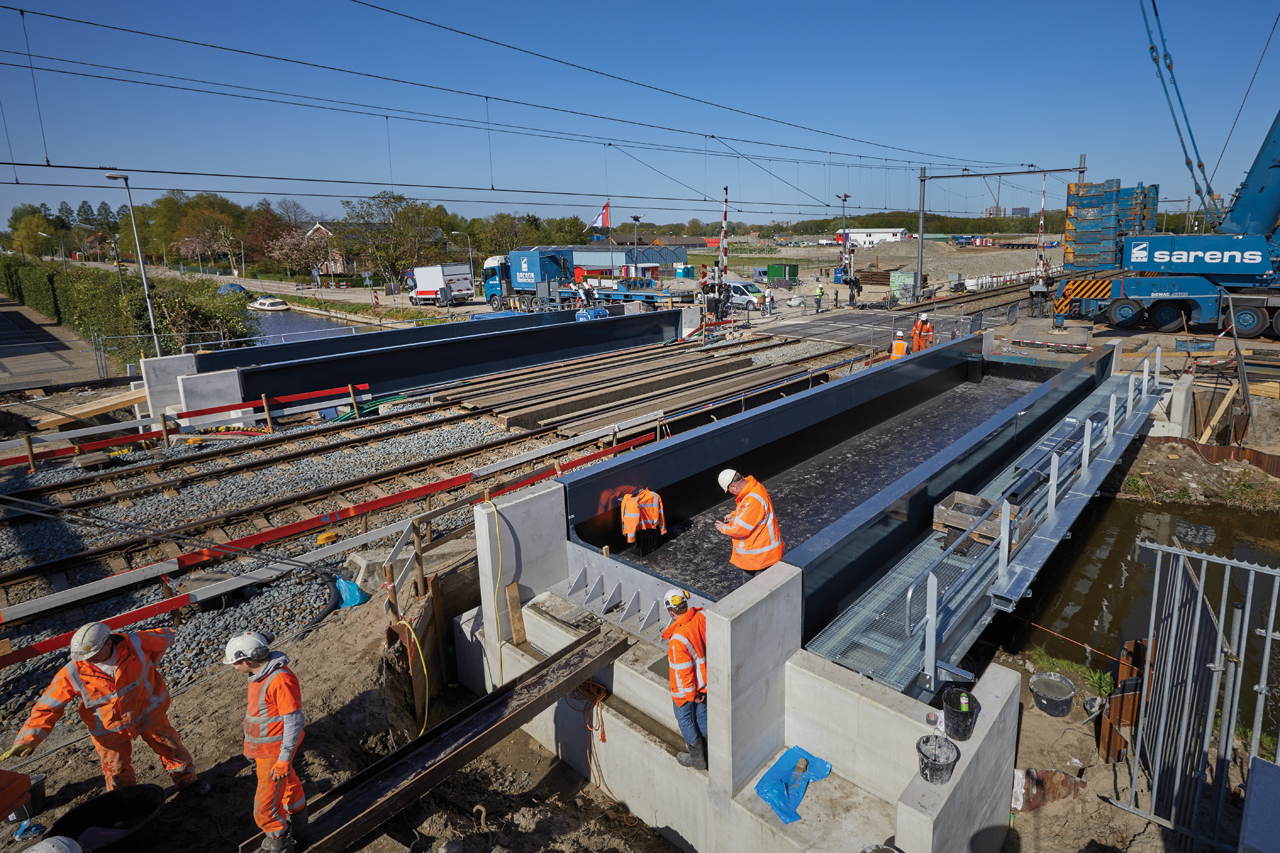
left=271, top=760, right=291, bottom=781
left=1, top=743, right=33, bottom=761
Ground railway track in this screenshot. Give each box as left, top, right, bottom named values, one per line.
left=895, top=281, right=1029, bottom=313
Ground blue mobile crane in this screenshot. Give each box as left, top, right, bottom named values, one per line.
left=1053, top=106, right=1280, bottom=338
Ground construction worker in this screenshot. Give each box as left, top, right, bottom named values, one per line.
left=0, top=623, right=208, bottom=795
left=814, top=283, right=825, bottom=314
left=225, top=631, right=307, bottom=853
left=912, top=312, right=935, bottom=351
left=764, top=284, right=775, bottom=316
left=662, top=589, right=708, bottom=770
left=620, top=488, right=666, bottom=556
left=891, top=330, right=909, bottom=360
left=714, top=469, right=784, bottom=578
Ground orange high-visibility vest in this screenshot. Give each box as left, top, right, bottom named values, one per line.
left=723, top=476, right=784, bottom=572
left=663, top=608, right=707, bottom=706
left=635, top=488, right=666, bottom=535
left=16, top=629, right=174, bottom=747
left=912, top=320, right=934, bottom=351
left=891, top=339, right=909, bottom=360
left=620, top=494, right=641, bottom=542
left=243, top=661, right=304, bottom=761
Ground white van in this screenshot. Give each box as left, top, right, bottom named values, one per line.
left=407, top=262, right=474, bottom=306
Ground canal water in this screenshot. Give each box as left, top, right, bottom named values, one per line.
left=251, top=307, right=362, bottom=344
left=997, top=498, right=1280, bottom=741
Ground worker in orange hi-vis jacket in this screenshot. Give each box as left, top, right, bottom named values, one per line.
left=912, top=312, right=935, bottom=352
left=1, top=623, right=209, bottom=796
left=891, top=331, right=909, bottom=360
left=225, top=631, right=308, bottom=853
left=621, top=487, right=667, bottom=556
left=714, top=469, right=784, bottom=579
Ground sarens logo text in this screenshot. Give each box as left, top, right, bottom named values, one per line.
left=1145, top=249, right=1264, bottom=264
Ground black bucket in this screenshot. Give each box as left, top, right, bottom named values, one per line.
left=1029, top=671, right=1076, bottom=718
left=46, top=784, right=165, bottom=853
left=916, top=735, right=960, bottom=785
left=943, top=688, right=977, bottom=742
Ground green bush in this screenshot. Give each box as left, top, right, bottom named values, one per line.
left=0, top=257, right=22, bottom=300
left=18, top=266, right=59, bottom=323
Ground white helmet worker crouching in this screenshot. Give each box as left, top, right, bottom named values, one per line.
left=222, top=631, right=275, bottom=666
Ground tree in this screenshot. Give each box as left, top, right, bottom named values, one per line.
left=172, top=208, right=236, bottom=264
left=243, top=200, right=283, bottom=261
left=76, top=201, right=94, bottom=226
left=57, top=202, right=74, bottom=224
left=275, top=198, right=313, bottom=231
left=13, top=214, right=53, bottom=258
left=7, top=203, right=41, bottom=233
left=96, top=202, right=117, bottom=232
left=266, top=228, right=330, bottom=276
left=329, top=192, right=443, bottom=283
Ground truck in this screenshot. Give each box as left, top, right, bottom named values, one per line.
left=481, top=249, right=696, bottom=312
left=1053, top=107, right=1280, bottom=338
left=406, top=262, right=474, bottom=307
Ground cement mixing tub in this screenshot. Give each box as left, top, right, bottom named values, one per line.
left=46, top=784, right=164, bottom=852
left=1029, top=671, right=1076, bottom=717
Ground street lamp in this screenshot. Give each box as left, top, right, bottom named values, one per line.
left=38, top=231, right=67, bottom=273
left=238, top=239, right=245, bottom=278
left=106, top=172, right=162, bottom=360
left=835, top=193, right=850, bottom=276
left=630, top=214, right=643, bottom=278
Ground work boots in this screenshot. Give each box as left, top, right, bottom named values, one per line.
left=290, top=806, right=310, bottom=849
left=260, top=834, right=295, bottom=853
left=677, top=737, right=707, bottom=770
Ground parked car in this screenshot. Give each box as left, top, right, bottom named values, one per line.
left=727, top=281, right=765, bottom=309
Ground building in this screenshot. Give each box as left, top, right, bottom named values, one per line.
left=1011, top=207, right=1030, bottom=217
left=304, top=222, right=355, bottom=275
left=836, top=227, right=909, bottom=249
left=983, top=206, right=1006, bottom=218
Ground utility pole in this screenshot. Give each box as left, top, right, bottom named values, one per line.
left=916, top=168, right=926, bottom=302
left=630, top=214, right=643, bottom=277
left=1185, top=196, right=1191, bottom=235
left=1077, top=154, right=1086, bottom=188
left=836, top=193, right=850, bottom=275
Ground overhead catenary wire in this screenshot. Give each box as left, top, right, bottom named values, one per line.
left=715, top=137, right=826, bottom=207
left=1210, top=9, right=1279, bottom=184
left=610, top=145, right=738, bottom=212
left=0, top=94, right=17, bottom=182
left=17, top=10, right=49, bottom=165
left=0, top=8, right=1026, bottom=173
left=0, top=50, right=1006, bottom=176
left=347, top=0, right=1017, bottom=167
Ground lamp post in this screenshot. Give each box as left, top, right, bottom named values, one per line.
left=630, top=214, right=643, bottom=277
left=106, top=172, right=162, bottom=359
left=835, top=193, right=850, bottom=276
left=238, top=239, right=245, bottom=279
left=38, top=231, right=67, bottom=273
left=111, top=234, right=126, bottom=296
left=451, top=231, right=474, bottom=276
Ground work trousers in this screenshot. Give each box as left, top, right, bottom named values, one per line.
left=254, top=758, right=306, bottom=839
left=90, top=710, right=197, bottom=791
left=673, top=698, right=708, bottom=746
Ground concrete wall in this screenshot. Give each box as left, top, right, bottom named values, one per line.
left=894, top=665, right=1020, bottom=853
left=474, top=481, right=571, bottom=688
left=785, top=650, right=934, bottom=803
left=141, top=353, right=196, bottom=421
left=177, top=368, right=252, bottom=427
left=705, top=561, right=803, bottom=798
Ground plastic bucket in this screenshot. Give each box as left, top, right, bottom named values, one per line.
left=943, top=688, right=978, bottom=742
left=4, top=774, right=46, bottom=823
left=46, top=784, right=165, bottom=853
left=916, top=735, right=960, bottom=785
left=1029, top=672, right=1076, bottom=717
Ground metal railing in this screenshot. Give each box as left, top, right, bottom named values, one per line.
left=903, top=351, right=1158, bottom=690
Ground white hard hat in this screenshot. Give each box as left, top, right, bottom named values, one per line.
left=69, top=622, right=112, bottom=661
left=717, top=469, right=739, bottom=492
left=222, top=631, right=274, bottom=665
left=896, top=331, right=904, bottom=338
left=664, top=589, right=690, bottom=610
left=920, top=312, right=928, bottom=321
left=27, top=838, right=83, bottom=853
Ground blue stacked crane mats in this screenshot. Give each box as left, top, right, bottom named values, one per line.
left=1064, top=180, right=1158, bottom=272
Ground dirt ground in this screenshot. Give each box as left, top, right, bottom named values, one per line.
left=1107, top=437, right=1280, bottom=512
left=0, top=598, right=676, bottom=853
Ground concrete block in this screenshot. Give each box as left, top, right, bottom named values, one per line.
left=894, top=665, right=1020, bottom=853
left=679, top=305, right=701, bottom=337
left=785, top=650, right=934, bottom=803
left=1149, top=373, right=1192, bottom=438
left=177, top=368, right=251, bottom=427
left=141, top=353, right=196, bottom=424
left=706, top=561, right=802, bottom=797
left=346, top=539, right=476, bottom=593
left=475, top=480, right=570, bottom=687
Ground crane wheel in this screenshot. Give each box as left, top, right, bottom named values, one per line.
left=1147, top=301, right=1185, bottom=333
left=1106, top=299, right=1144, bottom=328
left=1230, top=305, right=1269, bottom=339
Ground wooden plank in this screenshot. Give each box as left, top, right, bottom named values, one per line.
left=505, top=582, right=526, bottom=646
left=32, top=388, right=148, bottom=429
left=1199, top=381, right=1238, bottom=443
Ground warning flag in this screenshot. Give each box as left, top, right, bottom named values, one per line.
left=586, top=201, right=610, bottom=230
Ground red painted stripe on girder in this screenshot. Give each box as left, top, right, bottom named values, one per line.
left=177, top=383, right=371, bottom=419
left=479, top=433, right=656, bottom=501
left=0, top=596, right=192, bottom=669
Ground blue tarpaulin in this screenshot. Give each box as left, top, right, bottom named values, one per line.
left=754, top=746, right=831, bottom=824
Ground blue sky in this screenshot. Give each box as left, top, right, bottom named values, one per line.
left=1, top=0, right=1277, bottom=227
